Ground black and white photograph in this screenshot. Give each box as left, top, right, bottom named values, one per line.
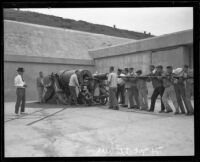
left=3, top=6, right=196, bottom=157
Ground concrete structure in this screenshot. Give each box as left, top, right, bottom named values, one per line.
left=88, top=30, right=193, bottom=96
left=4, top=20, right=132, bottom=101
left=89, top=29, right=193, bottom=74
left=4, top=20, right=193, bottom=101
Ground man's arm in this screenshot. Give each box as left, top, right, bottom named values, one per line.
left=74, top=75, right=80, bottom=87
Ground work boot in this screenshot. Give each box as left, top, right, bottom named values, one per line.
left=165, top=110, right=173, bottom=113
left=158, top=110, right=165, bottom=113
left=174, top=112, right=179, bottom=115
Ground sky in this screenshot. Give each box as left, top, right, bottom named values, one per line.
left=20, top=8, right=193, bottom=36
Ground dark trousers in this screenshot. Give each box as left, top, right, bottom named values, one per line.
left=117, top=84, right=125, bottom=104
left=15, top=88, right=25, bottom=114
left=109, top=87, right=118, bottom=107
left=69, top=86, right=77, bottom=105
left=150, top=86, right=165, bottom=111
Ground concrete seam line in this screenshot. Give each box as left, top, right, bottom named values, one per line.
left=5, top=109, right=44, bottom=123
left=26, top=108, right=66, bottom=126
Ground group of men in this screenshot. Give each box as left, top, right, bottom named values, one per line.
left=14, top=64, right=194, bottom=116
left=107, top=65, right=194, bottom=115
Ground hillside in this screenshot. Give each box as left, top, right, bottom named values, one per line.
left=4, top=9, right=154, bottom=40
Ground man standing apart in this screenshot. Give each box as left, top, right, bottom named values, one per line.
left=36, top=71, right=44, bottom=103
left=14, top=67, right=27, bottom=115
left=69, top=70, right=80, bottom=106
left=107, top=66, right=119, bottom=110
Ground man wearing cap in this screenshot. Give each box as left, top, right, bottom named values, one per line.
left=148, top=65, right=165, bottom=112
left=14, top=67, right=27, bottom=115
left=69, top=70, right=80, bottom=106
left=36, top=71, right=44, bottom=103
left=179, top=65, right=194, bottom=115
left=107, top=66, right=119, bottom=110
left=162, top=66, right=179, bottom=114
left=117, top=68, right=125, bottom=105
left=136, top=70, right=149, bottom=110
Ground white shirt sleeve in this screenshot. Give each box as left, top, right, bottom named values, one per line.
left=14, top=75, right=25, bottom=88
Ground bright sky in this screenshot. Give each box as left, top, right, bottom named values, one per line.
left=20, top=8, right=193, bottom=36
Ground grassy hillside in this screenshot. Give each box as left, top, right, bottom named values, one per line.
left=4, top=9, right=154, bottom=40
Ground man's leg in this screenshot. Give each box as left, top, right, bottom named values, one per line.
left=117, top=85, right=123, bottom=104
left=133, top=86, right=140, bottom=108
left=121, top=85, right=125, bottom=105
left=69, top=86, right=77, bottom=105
left=109, top=88, right=113, bottom=108
left=162, top=87, right=173, bottom=112
left=158, top=87, right=165, bottom=111
left=149, top=87, right=160, bottom=111
left=138, top=89, right=143, bottom=109
left=20, top=89, right=26, bottom=113
left=116, top=85, right=120, bottom=102
left=142, top=88, right=149, bottom=110
left=128, top=87, right=134, bottom=108
left=180, top=84, right=194, bottom=114
left=124, top=88, right=129, bottom=107
left=169, top=86, right=180, bottom=114
left=174, top=84, right=186, bottom=113
left=112, top=88, right=119, bottom=109
left=38, top=87, right=43, bottom=103
left=15, top=89, right=23, bottom=114
left=73, top=87, right=78, bottom=105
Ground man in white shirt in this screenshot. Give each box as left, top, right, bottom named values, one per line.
left=14, top=67, right=27, bottom=115
left=117, top=69, right=125, bottom=105
left=107, top=66, right=119, bottom=110
left=69, top=70, right=80, bottom=105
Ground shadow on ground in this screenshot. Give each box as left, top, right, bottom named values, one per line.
left=25, top=102, right=67, bottom=109
left=25, top=102, right=102, bottom=109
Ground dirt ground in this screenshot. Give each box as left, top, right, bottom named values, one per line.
left=4, top=100, right=194, bottom=157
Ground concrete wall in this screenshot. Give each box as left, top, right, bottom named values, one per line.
left=94, top=51, right=151, bottom=74
left=4, top=20, right=133, bottom=60
left=90, top=30, right=193, bottom=97
left=4, top=56, right=95, bottom=102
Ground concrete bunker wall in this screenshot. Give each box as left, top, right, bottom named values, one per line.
left=89, top=30, right=193, bottom=97
left=4, top=56, right=95, bottom=102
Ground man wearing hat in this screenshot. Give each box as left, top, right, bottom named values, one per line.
left=162, top=66, right=179, bottom=114
left=148, top=65, right=165, bottom=112
left=14, top=67, right=27, bottom=115
left=136, top=70, right=149, bottom=110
